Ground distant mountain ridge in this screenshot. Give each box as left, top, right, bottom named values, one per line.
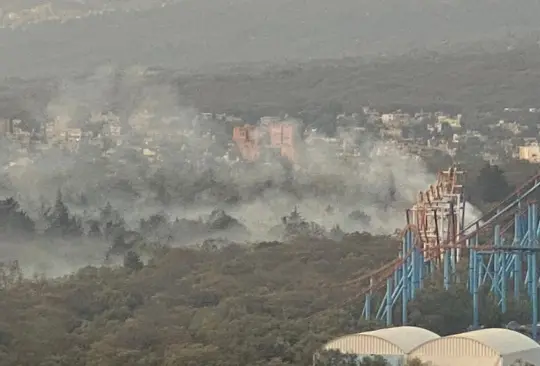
left=0, top=0, right=177, bottom=29
left=1, top=0, right=540, bottom=79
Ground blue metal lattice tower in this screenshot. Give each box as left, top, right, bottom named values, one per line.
left=361, top=173, right=540, bottom=340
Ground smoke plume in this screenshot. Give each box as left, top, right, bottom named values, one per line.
left=0, top=65, right=475, bottom=276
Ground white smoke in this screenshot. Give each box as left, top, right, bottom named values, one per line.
left=0, top=65, right=480, bottom=275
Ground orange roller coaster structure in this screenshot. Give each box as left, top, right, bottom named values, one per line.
left=408, top=166, right=465, bottom=263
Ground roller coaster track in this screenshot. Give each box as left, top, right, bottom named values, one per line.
left=355, top=168, right=540, bottom=340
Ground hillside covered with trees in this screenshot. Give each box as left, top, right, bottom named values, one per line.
left=0, top=233, right=396, bottom=366
left=175, top=44, right=540, bottom=123
left=0, top=232, right=534, bottom=366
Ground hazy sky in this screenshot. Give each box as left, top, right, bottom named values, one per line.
left=1, top=0, right=540, bottom=78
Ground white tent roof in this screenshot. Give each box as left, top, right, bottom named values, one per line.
left=449, top=328, right=540, bottom=355
left=323, top=326, right=440, bottom=355
left=364, top=326, right=441, bottom=353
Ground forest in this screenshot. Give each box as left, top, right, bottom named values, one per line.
left=174, top=44, right=540, bottom=124
left=0, top=227, right=533, bottom=366
left=4, top=44, right=540, bottom=133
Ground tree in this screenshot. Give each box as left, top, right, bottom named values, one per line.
left=48, top=190, right=70, bottom=228
left=314, top=351, right=391, bottom=366
left=0, top=261, right=23, bottom=289
left=476, top=163, right=511, bottom=203
left=45, top=189, right=82, bottom=236
left=406, top=358, right=431, bottom=366
left=314, top=350, right=364, bottom=366
left=100, top=202, right=126, bottom=241
left=100, top=202, right=114, bottom=223
left=301, top=102, right=342, bottom=137
left=87, top=219, right=102, bottom=238
left=359, top=356, right=390, bottom=366
left=150, top=171, right=172, bottom=205
left=510, top=361, right=536, bottom=366
left=123, top=251, right=143, bottom=272
left=439, top=121, right=453, bottom=141
left=0, top=197, right=35, bottom=234
left=401, top=126, right=411, bottom=139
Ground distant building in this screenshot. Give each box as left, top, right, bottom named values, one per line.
left=268, top=122, right=298, bottom=162
left=318, top=326, right=440, bottom=366
left=260, top=116, right=282, bottom=126
left=497, top=120, right=524, bottom=135
left=102, top=122, right=122, bottom=138
left=482, top=152, right=501, bottom=165
left=504, top=107, right=523, bottom=112
left=224, top=115, right=243, bottom=123
left=437, top=114, right=462, bottom=129
left=381, top=111, right=411, bottom=127
left=129, top=109, right=153, bottom=131
left=409, top=328, right=540, bottom=366
left=199, top=112, right=214, bottom=120
left=55, top=128, right=83, bottom=151
left=43, top=120, right=56, bottom=142
left=518, top=144, right=540, bottom=163
left=142, top=148, right=157, bottom=158
left=63, top=128, right=82, bottom=141
left=232, top=120, right=301, bottom=163
left=232, top=125, right=260, bottom=161
left=0, top=118, right=13, bottom=136
left=380, top=127, right=402, bottom=140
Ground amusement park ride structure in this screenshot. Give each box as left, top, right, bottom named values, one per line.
left=409, top=167, right=465, bottom=265
left=360, top=166, right=540, bottom=341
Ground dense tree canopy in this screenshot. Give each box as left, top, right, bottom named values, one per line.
left=0, top=233, right=399, bottom=366
left=0, top=228, right=533, bottom=365
left=175, top=45, right=540, bottom=117
left=475, top=163, right=512, bottom=203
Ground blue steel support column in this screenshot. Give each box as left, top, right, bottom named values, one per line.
left=395, top=255, right=401, bottom=288
left=472, top=249, right=479, bottom=328
left=468, top=238, right=474, bottom=293
left=365, top=277, right=373, bottom=321
left=532, top=250, right=538, bottom=341
left=531, top=202, right=538, bottom=341
left=402, top=233, right=409, bottom=325
left=528, top=249, right=534, bottom=298
left=478, top=253, right=484, bottom=287
left=501, top=250, right=507, bottom=314
left=411, top=234, right=419, bottom=300
left=386, top=277, right=393, bottom=326
left=418, top=246, right=424, bottom=290
left=514, top=250, right=522, bottom=300
left=493, top=224, right=501, bottom=302
left=402, top=273, right=408, bottom=325
left=443, top=249, right=450, bottom=290
left=514, top=210, right=522, bottom=300
left=427, top=252, right=434, bottom=277
left=474, top=230, right=481, bottom=293
left=527, top=204, right=534, bottom=297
